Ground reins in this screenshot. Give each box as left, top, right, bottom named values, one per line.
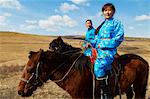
left=49, top=51, right=82, bottom=76
left=52, top=53, right=82, bottom=82
left=61, top=49, right=82, bottom=55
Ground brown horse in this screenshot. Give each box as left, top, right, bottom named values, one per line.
left=18, top=49, right=93, bottom=98
left=18, top=49, right=149, bottom=98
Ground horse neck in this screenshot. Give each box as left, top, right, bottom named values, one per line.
left=54, top=64, right=92, bottom=98
left=49, top=53, right=78, bottom=82
left=49, top=54, right=93, bottom=97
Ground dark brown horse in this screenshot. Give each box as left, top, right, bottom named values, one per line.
left=18, top=38, right=149, bottom=98
left=49, top=37, right=149, bottom=98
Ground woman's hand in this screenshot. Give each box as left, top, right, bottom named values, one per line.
left=86, top=43, right=92, bottom=48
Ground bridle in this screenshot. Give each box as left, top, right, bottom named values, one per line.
left=20, top=49, right=82, bottom=85
left=20, top=50, right=44, bottom=85
left=20, top=62, right=43, bottom=85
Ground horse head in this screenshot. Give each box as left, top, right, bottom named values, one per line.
left=17, top=49, right=68, bottom=97
left=18, top=49, right=46, bottom=97
left=49, top=37, right=82, bottom=53
left=49, top=36, right=64, bottom=52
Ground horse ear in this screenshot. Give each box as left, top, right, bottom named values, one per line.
left=39, top=49, right=44, bottom=52
left=40, top=49, right=45, bottom=59
left=28, top=51, right=34, bottom=59
left=57, top=36, right=63, bottom=42
left=57, top=36, right=62, bottom=40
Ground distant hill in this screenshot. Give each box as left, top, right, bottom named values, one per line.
left=0, top=31, right=150, bottom=41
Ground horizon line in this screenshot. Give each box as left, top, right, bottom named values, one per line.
left=0, top=31, right=150, bottom=39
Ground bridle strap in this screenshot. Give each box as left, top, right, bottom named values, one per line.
left=35, top=62, right=40, bottom=79
left=20, top=50, right=43, bottom=84
left=20, top=73, right=35, bottom=84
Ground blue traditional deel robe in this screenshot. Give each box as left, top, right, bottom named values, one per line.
left=94, top=18, right=124, bottom=78
left=83, top=26, right=96, bottom=56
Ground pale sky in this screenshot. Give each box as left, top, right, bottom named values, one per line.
left=0, top=0, right=150, bottom=38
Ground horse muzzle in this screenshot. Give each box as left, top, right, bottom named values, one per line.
left=18, top=90, right=25, bottom=96
left=18, top=88, right=33, bottom=97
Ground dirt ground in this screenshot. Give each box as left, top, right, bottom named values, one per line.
left=0, top=32, right=150, bottom=99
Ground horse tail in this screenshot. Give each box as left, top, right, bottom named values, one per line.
left=139, top=60, right=149, bottom=98
left=132, top=54, right=149, bottom=98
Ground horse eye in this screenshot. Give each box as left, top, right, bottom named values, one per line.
left=28, top=55, right=31, bottom=59
left=51, top=43, right=55, bottom=48
left=55, top=47, right=58, bottom=50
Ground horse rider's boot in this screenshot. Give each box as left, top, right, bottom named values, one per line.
left=96, top=76, right=113, bottom=99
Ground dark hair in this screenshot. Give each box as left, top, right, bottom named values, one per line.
left=95, top=21, right=105, bottom=35
left=102, top=3, right=116, bottom=13
left=85, top=19, right=92, bottom=25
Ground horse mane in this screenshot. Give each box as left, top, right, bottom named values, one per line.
left=43, top=49, right=91, bottom=75
left=59, top=38, right=82, bottom=51
left=58, top=36, right=73, bottom=48
left=62, top=40, right=73, bottom=48
left=48, top=37, right=92, bottom=74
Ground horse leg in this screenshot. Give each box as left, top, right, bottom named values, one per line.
left=126, top=86, right=134, bottom=99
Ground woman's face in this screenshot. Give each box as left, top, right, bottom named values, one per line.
left=85, top=21, right=92, bottom=28
left=103, top=6, right=114, bottom=19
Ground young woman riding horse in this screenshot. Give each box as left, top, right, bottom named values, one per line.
left=49, top=37, right=149, bottom=99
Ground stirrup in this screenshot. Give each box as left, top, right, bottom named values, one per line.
left=96, top=75, right=108, bottom=81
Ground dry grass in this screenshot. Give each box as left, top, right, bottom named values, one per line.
left=0, top=32, right=150, bottom=98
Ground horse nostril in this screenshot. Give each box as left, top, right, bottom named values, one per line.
left=18, top=90, right=24, bottom=96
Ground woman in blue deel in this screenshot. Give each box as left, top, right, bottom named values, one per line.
left=94, top=3, right=124, bottom=98
left=83, top=19, right=96, bottom=57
